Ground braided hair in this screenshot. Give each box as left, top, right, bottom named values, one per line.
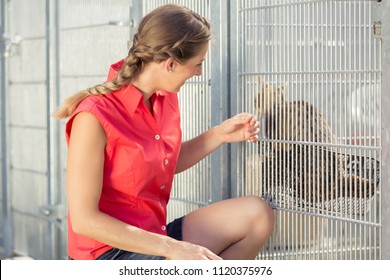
left=53, top=4, right=211, bottom=119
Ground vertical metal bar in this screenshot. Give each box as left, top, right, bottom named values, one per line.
left=360, top=1, right=366, bottom=260
left=311, top=1, right=318, bottom=259
left=292, top=1, right=298, bottom=259
left=0, top=0, right=12, bottom=259
left=302, top=2, right=309, bottom=259
left=353, top=0, right=359, bottom=257
left=284, top=2, right=291, bottom=259
left=349, top=1, right=354, bottom=260
left=45, top=0, right=53, bottom=259
left=235, top=0, right=241, bottom=199
left=320, top=1, right=326, bottom=258
left=53, top=0, right=64, bottom=258
left=370, top=1, right=379, bottom=260
left=279, top=1, right=287, bottom=258
left=365, top=0, right=372, bottom=260
left=373, top=10, right=380, bottom=245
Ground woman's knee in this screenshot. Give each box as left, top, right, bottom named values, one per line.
left=240, top=196, right=275, bottom=236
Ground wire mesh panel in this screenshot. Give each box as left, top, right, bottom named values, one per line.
left=4, top=0, right=53, bottom=259
left=235, top=0, right=381, bottom=259
left=142, top=0, right=212, bottom=222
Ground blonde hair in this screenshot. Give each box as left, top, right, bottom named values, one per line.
left=53, top=4, right=211, bottom=119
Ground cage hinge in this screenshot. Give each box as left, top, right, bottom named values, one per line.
left=373, top=22, right=382, bottom=38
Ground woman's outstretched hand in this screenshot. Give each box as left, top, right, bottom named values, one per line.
left=216, top=113, right=260, bottom=144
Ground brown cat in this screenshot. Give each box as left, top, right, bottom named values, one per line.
left=254, top=77, right=377, bottom=212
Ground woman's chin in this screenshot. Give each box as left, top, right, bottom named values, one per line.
left=171, top=87, right=181, bottom=93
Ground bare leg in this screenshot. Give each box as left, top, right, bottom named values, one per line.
left=182, top=196, right=274, bottom=260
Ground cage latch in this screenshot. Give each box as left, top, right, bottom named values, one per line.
left=373, top=22, right=382, bottom=38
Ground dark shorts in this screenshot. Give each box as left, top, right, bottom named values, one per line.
left=95, top=217, right=184, bottom=260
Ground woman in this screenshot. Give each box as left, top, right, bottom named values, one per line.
left=54, top=4, right=274, bottom=260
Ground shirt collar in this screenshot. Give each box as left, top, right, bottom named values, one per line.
left=107, top=59, right=124, bottom=81
left=107, top=59, right=173, bottom=116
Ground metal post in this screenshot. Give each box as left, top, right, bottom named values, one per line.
left=52, top=0, right=63, bottom=259
left=44, top=0, right=53, bottom=259
left=374, top=0, right=390, bottom=260
left=209, top=0, right=231, bottom=201
left=226, top=0, right=242, bottom=199
left=0, top=0, right=12, bottom=259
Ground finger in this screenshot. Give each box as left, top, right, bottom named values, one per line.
left=249, top=115, right=257, bottom=126
left=207, top=252, right=223, bottom=260
left=246, top=120, right=260, bottom=132
left=249, top=135, right=259, bottom=142
left=199, top=247, right=222, bottom=260
left=252, top=127, right=260, bottom=134
left=248, top=122, right=260, bottom=132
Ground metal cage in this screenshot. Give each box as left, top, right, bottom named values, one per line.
left=1, top=0, right=388, bottom=260
left=235, top=0, right=382, bottom=259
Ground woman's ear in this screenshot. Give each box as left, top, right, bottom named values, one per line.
left=164, top=58, right=176, bottom=72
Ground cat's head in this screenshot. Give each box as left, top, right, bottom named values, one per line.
left=254, top=76, right=285, bottom=116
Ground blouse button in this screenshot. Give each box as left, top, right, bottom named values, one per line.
left=164, top=159, right=169, bottom=165
left=160, top=185, right=165, bottom=190
left=161, top=225, right=166, bottom=231
left=155, top=134, right=160, bottom=140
